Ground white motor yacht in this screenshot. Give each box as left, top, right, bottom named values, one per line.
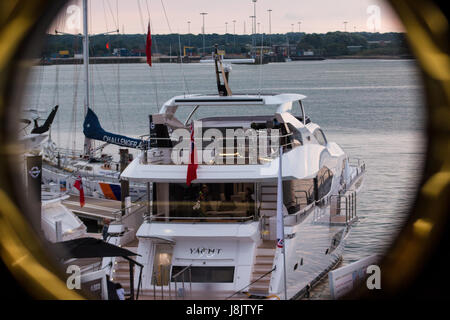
left=105, top=90, right=365, bottom=300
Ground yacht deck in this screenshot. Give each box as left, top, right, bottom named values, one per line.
left=63, top=195, right=121, bottom=221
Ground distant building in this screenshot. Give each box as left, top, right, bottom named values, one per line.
left=112, top=48, right=130, bottom=57
left=59, top=50, right=69, bottom=58
left=367, top=40, right=392, bottom=48
left=272, top=44, right=297, bottom=57
left=131, top=48, right=146, bottom=56
left=347, top=45, right=363, bottom=53
left=303, top=50, right=315, bottom=56
left=250, top=46, right=272, bottom=56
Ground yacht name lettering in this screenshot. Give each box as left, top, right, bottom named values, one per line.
left=190, top=247, right=222, bottom=256
left=102, top=135, right=142, bottom=148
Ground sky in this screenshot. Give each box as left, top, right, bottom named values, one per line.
left=54, top=0, right=405, bottom=35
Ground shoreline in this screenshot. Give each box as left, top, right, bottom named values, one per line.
left=328, top=55, right=414, bottom=60
left=28, top=55, right=414, bottom=66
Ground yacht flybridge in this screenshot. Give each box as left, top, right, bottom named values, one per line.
left=103, top=83, right=365, bottom=299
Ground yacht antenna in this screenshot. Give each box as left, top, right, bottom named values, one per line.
left=213, top=44, right=232, bottom=96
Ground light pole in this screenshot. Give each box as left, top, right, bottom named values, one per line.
left=298, top=21, right=301, bottom=33
left=225, top=22, right=228, bottom=47
left=233, top=20, right=236, bottom=50
left=343, top=21, right=348, bottom=32
left=249, top=16, right=255, bottom=34
left=257, top=22, right=260, bottom=34
left=252, top=0, right=257, bottom=38
left=200, top=12, right=208, bottom=55
left=187, top=21, right=191, bottom=47
left=267, top=9, right=272, bottom=35
left=291, top=23, right=294, bottom=33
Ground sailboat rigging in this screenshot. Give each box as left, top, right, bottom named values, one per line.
left=41, top=0, right=148, bottom=201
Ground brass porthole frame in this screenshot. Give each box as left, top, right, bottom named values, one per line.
left=0, top=0, right=448, bottom=299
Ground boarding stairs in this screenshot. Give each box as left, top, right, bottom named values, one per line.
left=110, top=239, right=139, bottom=298
left=247, top=240, right=276, bottom=296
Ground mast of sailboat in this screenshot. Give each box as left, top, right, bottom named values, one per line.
left=83, top=0, right=92, bottom=157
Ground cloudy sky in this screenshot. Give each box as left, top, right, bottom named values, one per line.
left=55, top=0, right=404, bottom=35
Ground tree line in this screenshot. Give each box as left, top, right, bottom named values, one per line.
left=41, top=31, right=410, bottom=58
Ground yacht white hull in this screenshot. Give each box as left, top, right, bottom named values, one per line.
left=131, top=201, right=353, bottom=300
left=42, top=163, right=146, bottom=201
left=41, top=194, right=87, bottom=242
left=105, top=92, right=367, bottom=300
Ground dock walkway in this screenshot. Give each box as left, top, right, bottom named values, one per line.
left=63, top=195, right=121, bottom=221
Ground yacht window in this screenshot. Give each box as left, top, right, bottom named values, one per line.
left=317, top=167, right=333, bottom=199
left=178, top=105, right=277, bottom=124
left=313, top=129, right=328, bottom=146
left=283, top=179, right=314, bottom=214
left=286, top=123, right=303, bottom=146
left=291, top=100, right=302, bottom=116
left=154, top=183, right=256, bottom=220
left=171, top=266, right=235, bottom=283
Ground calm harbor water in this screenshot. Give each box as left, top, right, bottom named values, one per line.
left=23, top=59, right=425, bottom=298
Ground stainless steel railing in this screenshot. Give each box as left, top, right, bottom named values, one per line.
left=172, top=265, right=192, bottom=300
left=140, top=132, right=296, bottom=165
left=151, top=264, right=193, bottom=300
left=150, top=215, right=254, bottom=222
left=329, top=191, right=357, bottom=225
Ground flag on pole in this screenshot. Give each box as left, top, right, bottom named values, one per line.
left=74, top=176, right=85, bottom=207
left=276, top=146, right=284, bottom=248
left=146, top=22, right=152, bottom=67
left=186, top=123, right=198, bottom=186
left=106, top=42, right=110, bottom=50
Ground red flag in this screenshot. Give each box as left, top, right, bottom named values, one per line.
left=146, top=22, right=152, bottom=67
left=106, top=42, right=110, bottom=50
left=74, top=176, right=85, bottom=207
left=186, top=123, right=198, bottom=186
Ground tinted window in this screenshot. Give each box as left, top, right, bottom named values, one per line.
left=313, top=129, right=327, bottom=146
left=317, top=167, right=333, bottom=199
left=171, top=266, right=235, bottom=283
left=292, top=100, right=302, bottom=116
left=287, top=123, right=303, bottom=145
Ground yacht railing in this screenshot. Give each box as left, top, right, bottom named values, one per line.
left=284, top=202, right=315, bottom=226
left=150, top=215, right=254, bottom=223
left=329, top=191, right=357, bottom=225
left=150, top=264, right=193, bottom=300
left=111, top=202, right=146, bottom=223
left=349, top=158, right=366, bottom=177
left=172, top=265, right=192, bottom=300
left=45, top=147, right=120, bottom=171
left=225, top=266, right=276, bottom=299
left=141, top=132, right=296, bottom=165
left=344, top=158, right=366, bottom=192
